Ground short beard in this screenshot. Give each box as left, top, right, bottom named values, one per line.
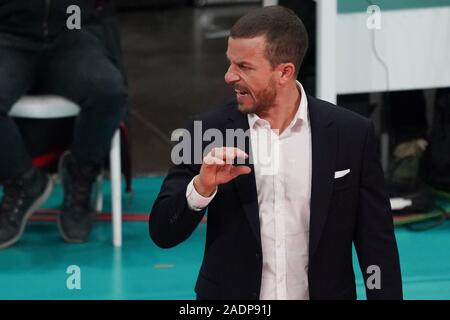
left=238, top=78, right=277, bottom=115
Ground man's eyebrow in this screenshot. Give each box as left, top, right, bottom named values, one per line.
left=225, top=55, right=254, bottom=67
left=237, top=61, right=253, bottom=68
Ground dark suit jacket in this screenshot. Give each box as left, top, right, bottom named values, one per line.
left=149, top=96, right=403, bottom=300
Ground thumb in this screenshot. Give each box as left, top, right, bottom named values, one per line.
left=230, top=165, right=251, bottom=178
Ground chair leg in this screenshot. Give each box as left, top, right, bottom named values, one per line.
left=95, top=174, right=104, bottom=212
left=110, top=130, right=122, bottom=247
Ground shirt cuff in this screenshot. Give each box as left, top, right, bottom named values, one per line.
left=186, top=177, right=217, bottom=211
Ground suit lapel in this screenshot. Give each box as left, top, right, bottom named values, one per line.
left=308, top=97, right=337, bottom=259
left=227, top=107, right=261, bottom=243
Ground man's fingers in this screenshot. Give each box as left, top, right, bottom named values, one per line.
left=211, top=147, right=248, bottom=163
left=203, top=154, right=225, bottom=166
left=229, top=147, right=249, bottom=160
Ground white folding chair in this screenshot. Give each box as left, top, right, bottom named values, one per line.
left=9, top=95, right=122, bottom=247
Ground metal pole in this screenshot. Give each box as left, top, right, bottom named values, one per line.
left=316, top=0, right=337, bottom=104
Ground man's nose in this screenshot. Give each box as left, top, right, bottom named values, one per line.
left=224, top=66, right=239, bottom=84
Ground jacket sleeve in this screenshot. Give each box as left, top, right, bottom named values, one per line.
left=149, top=119, right=206, bottom=248
left=354, top=121, right=403, bottom=299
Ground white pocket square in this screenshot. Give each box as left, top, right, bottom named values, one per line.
left=334, top=169, right=350, bottom=179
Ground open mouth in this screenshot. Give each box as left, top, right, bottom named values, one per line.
left=234, top=88, right=249, bottom=97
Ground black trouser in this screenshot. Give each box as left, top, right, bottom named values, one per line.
left=0, top=25, right=127, bottom=180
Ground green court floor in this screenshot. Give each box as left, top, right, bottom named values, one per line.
left=0, top=177, right=449, bottom=300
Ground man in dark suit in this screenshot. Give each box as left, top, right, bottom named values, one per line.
left=149, top=6, right=402, bottom=300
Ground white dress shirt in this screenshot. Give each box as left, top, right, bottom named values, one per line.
left=186, top=81, right=312, bottom=300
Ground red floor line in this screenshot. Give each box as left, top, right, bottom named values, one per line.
left=31, top=210, right=208, bottom=223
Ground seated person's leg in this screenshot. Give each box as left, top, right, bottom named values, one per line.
left=39, top=27, right=127, bottom=243
left=0, top=37, right=53, bottom=249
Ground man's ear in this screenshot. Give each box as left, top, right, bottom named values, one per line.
left=278, top=63, right=296, bottom=84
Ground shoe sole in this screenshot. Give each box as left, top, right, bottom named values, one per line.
left=0, top=176, right=54, bottom=249
left=57, top=214, right=88, bottom=243
left=57, top=219, right=86, bottom=243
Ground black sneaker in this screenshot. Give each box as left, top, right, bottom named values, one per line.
left=57, top=151, right=100, bottom=243
left=0, top=168, right=53, bottom=249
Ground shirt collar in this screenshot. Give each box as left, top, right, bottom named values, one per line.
left=248, top=80, right=308, bottom=130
